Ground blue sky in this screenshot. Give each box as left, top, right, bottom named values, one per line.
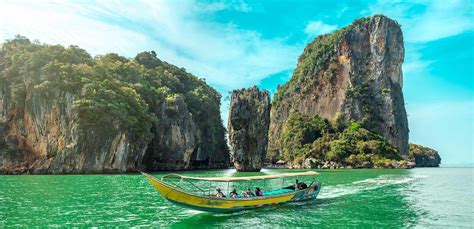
left=0, top=0, right=472, bottom=165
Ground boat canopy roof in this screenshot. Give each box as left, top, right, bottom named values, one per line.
left=161, top=171, right=319, bottom=182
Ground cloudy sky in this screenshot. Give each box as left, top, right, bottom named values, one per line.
left=0, top=0, right=472, bottom=165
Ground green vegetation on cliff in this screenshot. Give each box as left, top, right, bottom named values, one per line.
left=273, top=17, right=371, bottom=109
left=0, top=36, right=225, bottom=159
left=269, top=15, right=409, bottom=166
left=279, top=110, right=406, bottom=168
left=272, top=16, right=384, bottom=130
left=408, top=143, right=441, bottom=167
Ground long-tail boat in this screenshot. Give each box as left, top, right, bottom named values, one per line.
left=142, top=171, right=321, bottom=212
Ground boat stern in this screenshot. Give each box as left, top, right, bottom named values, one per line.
left=291, top=183, right=321, bottom=201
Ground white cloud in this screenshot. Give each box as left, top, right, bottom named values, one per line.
left=0, top=0, right=295, bottom=90
left=365, top=0, right=473, bottom=82
left=197, top=0, right=251, bottom=13
left=0, top=1, right=153, bottom=56
left=402, top=44, right=433, bottom=75
left=336, top=6, right=349, bottom=18
left=366, top=0, right=474, bottom=43
left=405, top=1, right=473, bottom=42
left=304, top=20, right=338, bottom=37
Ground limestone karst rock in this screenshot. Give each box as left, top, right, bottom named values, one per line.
left=409, top=143, right=441, bottom=167
left=0, top=38, right=229, bottom=174
left=228, top=86, right=270, bottom=172
left=269, top=15, right=409, bottom=161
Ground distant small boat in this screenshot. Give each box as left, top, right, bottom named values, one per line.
left=142, top=171, right=321, bottom=213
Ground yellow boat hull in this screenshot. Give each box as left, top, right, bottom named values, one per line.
left=142, top=173, right=321, bottom=212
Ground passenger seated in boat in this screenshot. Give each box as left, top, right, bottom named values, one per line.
left=255, top=187, right=263, bottom=196
left=242, top=188, right=255, bottom=198
left=216, top=188, right=225, bottom=198
left=229, top=189, right=238, bottom=198
left=295, top=179, right=308, bottom=190
left=300, top=182, right=308, bottom=189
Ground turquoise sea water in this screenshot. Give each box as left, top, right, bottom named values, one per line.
left=0, top=168, right=473, bottom=227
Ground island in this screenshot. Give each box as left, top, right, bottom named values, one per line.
left=0, top=37, right=229, bottom=174
left=0, top=15, right=441, bottom=174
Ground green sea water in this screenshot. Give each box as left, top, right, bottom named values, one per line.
left=0, top=168, right=472, bottom=227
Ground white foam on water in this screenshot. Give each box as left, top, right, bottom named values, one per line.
left=319, top=174, right=427, bottom=199
left=352, top=176, right=416, bottom=185
left=183, top=209, right=203, bottom=215
left=318, top=186, right=361, bottom=199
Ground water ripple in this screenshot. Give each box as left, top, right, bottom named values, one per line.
left=0, top=168, right=472, bottom=227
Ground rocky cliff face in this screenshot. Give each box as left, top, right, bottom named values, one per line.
left=409, top=143, right=441, bottom=167
left=0, top=37, right=228, bottom=174
left=269, top=15, right=409, bottom=161
left=143, top=94, right=229, bottom=171
left=0, top=84, right=147, bottom=174
left=228, top=86, right=270, bottom=172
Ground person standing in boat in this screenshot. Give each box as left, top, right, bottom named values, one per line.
left=255, top=187, right=263, bottom=196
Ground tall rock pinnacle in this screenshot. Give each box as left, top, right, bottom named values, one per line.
left=269, top=15, right=409, bottom=160
left=228, top=86, right=270, bottom=172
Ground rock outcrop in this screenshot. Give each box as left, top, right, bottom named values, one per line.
left=228, top=86, right=270, bottom=172
left=269, top=15, right=409, bottom=161
left=0, top=37, right=229, bottom=174
left=409, top=143, right=441, bottom=167
left=0, top=86, right=148, bottom=174
left=143, top=94, right=229, bottom=171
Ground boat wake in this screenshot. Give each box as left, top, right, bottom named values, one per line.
left=318, top=174, right=427, bottom=199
